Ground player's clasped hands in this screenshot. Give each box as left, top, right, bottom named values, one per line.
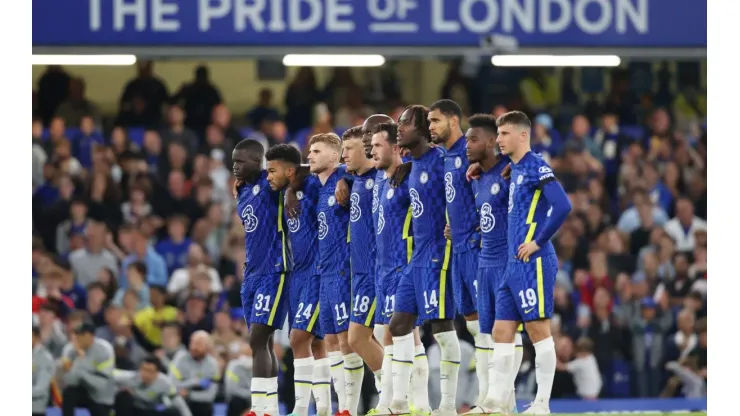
left=285, top=189, right=301, bottom=218
left=444, top=223, right=452, bottom=240
left=517, top=241, right=540, bottom=263
left=335, top=178, right=350, bottom=206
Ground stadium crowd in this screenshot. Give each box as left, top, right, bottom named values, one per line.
left=31, top=61, right=707, bottom=415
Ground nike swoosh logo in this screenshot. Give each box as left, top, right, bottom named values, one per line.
left=294, top=320, right=304, bottom=324
left=425, top=309, right=436, bottom=315
left=256, top=312, right=268, bottom=317
left=337, top=319, right=347, bottom=326
left=524, top=308, right=534, bottom=314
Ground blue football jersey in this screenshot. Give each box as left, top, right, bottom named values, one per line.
left=237, top=170, right=293, bottom=276
left=473, top=158, right=510, bottom=267
left=444, top=137, right=481, bottom=252
left=508, top=152, right=557, bottom=260
left=376, top=172, right=413, bottom=269
left=408, top=147, right=451, bottom=268
left=286, top=174, right=322, bottom=274
left=316, top=167, right=351, bottom=275
left=348, top=168, right=379, bottom=274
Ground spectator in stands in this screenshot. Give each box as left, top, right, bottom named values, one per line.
left=162, top=104, right=200, bottom=156
left=202, top=125, right=234, bottom=169
left=37, top=302, right=68, bottom=358
left=284, top=67, right=320, bottom=134
left=180, top=292, right=214, bottom=346
left=52, top=138, right=83, bottom=178
left=630, top=297, right=673, bottom=397
left=173, top=65, right=223, bottom=136
left=56, top=77, right=102, bottom=128
left=32, top=118, right=47, bottom=191
left=559, top=337, right=602, bottom=399
left=519, top=69, right=559, bottom=114
left=120, top=229, right=168, bottom=288
left=85, top=282, right=108, bottom=327
left=211, top=103, right=243, bottom=146
left=55, top=197, right=88, bottom=255
left=159, top=170, right=200, bottom=220
left=167, top=244, right=222, bottom=296
left=141, top=129, right=163, bottom=174
left=86, top=172, right=123, bottom=230
left=664, top=197, right=707, bottom=253
left=72, top=115, right=105, bottom=170
left=69, top=221, right=119, bottom=287
left=113, top=262, right=151, bottom=310
left=134, top=285, right=178, bottom=348
left=156, top=215, right=193, bottom=275
left=154, top=322, right=187, bottom=367
left=247, top=88, right=280, bottom=128
left=118, top=60, right=170, bottom=127
left=37, top=65, right=71, bottom=126
left=617, top=188, right=669, bottom=234
left=55, top=258, right=87, bottom=310
left=566, top=114, right=601, bottom=159
left=121, top=184, right=153, bottom=225
left=95, top=267, right=118, bottom=301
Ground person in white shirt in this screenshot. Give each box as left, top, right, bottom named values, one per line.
left=167, top=244, right=222, bottom=295
left=559, top=337, right=602, bottom=400
left=663, top=197, right=707, bottom=253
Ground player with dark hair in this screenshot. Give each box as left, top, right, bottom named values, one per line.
left=232, top=138, right=295, bottom=416
left=463, top=114, right=520, bottom=414
left=379, top=105, right=460, bottom=416
left=368, top=122, right=430, bottom=416
left=307, top=132, right=354, bottom=414
left=488, top=111, right=572, bottom=415
left=428, top=99, right=490, bottom=406
left=264, top=143, right=331, bottom=416
left=338, top=126, right=385, bottom=416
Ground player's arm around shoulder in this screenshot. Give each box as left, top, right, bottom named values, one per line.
left=390, top=161, right=413, bottom=188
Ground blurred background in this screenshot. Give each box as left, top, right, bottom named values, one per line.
left=32, top=1, right=707, bottom=415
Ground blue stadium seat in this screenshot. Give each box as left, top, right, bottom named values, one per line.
left=620, top=125, right=646, bottom=140
left=40, top=127, right=81, bottom=141
left=239, top=127, right=253, bottom=139
left=292, top=127, right=313, bottom=150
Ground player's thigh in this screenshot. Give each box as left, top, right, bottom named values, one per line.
left=509, top=255, right=557, bottom=322
left=248, top=272, right=290, bottom=328
left=494, top=265, right=521, bottom=322
left=393, top=265, right=419, bottom=316
left=289, top=272, right=309, bottom=320
left=380, top=267, right=404, bottom=324
left=452, top=250, right=479, bottom=316
left=240, top=275, right=256, bottom=322
left=350, top=272, right=377, bottom=327
left=418, top=266, right=456, bottom=322
left=319, top=277, right=338, bottom=335
left=476, top=266, right=497, bottom=334
left=293, top=274, right=322, bottom=337
left=326, top=274, right=352, bottom=334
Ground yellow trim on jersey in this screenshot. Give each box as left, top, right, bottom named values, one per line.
left=307, top=302, right=321, bottom=333
left=365, top=298, right=377, bottom=327
left=439, top=239, right=452, bottom=318
left=403, top=206, right=413, bottom=263
left=523, top=189, right=542, bottom=262
left=267, top=273, right=286, bottom=326
left=536, top=257, right=545, bottom=318
left=169, top=364, right=182, bottom=380
left=278, top=194, right=288, bottom=269
left=226, top=370, right=239, bottom=382
left=347, top=220, right=351, bottom=243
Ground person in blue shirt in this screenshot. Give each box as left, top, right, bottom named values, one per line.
left=428, top=99, right=490, bottom=407
left=369, top=122, right=430, bottom=415
left=155, top=215, right=192, bottom=276
left=487, top=111, right=572, bottom=415
left=307, top=132, right=355, bottom=414
left=232, top=139, right=294, bottom=416
left=380, top=105, right=460, bottom=416
left=264, top=143, right=332, bottom=416
left=120, top=229, right=168, bottom=288
left=340, top=126, right=384, bottom=416
left=463, top=114, right=520, bottom=415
